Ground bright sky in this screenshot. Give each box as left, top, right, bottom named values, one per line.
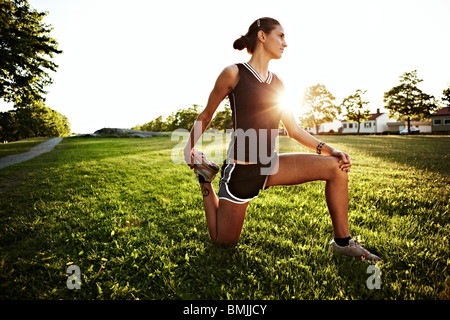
left=2, top=0, right=450, bottom=133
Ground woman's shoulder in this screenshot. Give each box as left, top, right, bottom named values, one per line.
left=217, top=64, right=240, bottom=83
left=222, top=64, right=240, bottom=76
left=213, top=64, right=240, bottom=92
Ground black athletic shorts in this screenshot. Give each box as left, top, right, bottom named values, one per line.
left=218, top=156, right=278, bottom=204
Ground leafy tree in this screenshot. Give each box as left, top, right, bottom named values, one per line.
left=42, top=105, right=70, bottom=137
left=0, top=110, right=17, bottom=142
left=0, top=0, right=62, bottom=107
left=0, top=101, right=70, bottom=141
left=215, top=108, right=232, bottom=132
left=133, top=115, right=166, bottom=132
left=341, top=89, right=371, bottom=135
left=210, top=98, right=233, bottom=132
left=300, top=84, right=340, bottom=134
left=442, top=86, right=450, bottom=107
left=383, top=70, right=440, bottom=133
left=169, top=104, right=200, bottom=130
left=133, top=99, right=233, bottom=133
left=161, top=113, right=176, bottom=132
left=133, top=105, right=202, bottom=132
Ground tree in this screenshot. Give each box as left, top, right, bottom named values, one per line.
left=0, top=0, right=62, bottom=107
left=0, top=101, right=70, bottom=141
left=0, top=111, right=17, bottom=142
left=442, top=86, right=450, bottom=107
left=341, top=89, right=371, bottom=135
left=133, top=105, right=202, bottom=132
left=132, top=115, right=166, bottom=132
left=300, top=84, right=340, bottom=134
left=210, top=98, right=233, bottom=132
left=170, top=104, right=201, bottom=130
left=383, top=70, right=440, bottom=133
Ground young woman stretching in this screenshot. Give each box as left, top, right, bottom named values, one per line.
left=184, top=17, right=381, bottom=261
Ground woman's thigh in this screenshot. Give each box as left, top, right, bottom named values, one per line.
left=265, top=153, right=344, bottom=187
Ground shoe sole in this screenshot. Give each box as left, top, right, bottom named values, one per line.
left=331, top=250, right=383, bottom=263
left=192, top=151, right=219, bottom=181
left=329, top=241, right=383, bottom=263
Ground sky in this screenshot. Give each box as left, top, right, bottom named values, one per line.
left=2, top=0, right=450, bottom=134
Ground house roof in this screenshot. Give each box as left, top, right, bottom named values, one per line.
left=368, top=112, right=384, bottom=120
left=341, top=112, right=384, bottom=122
left=431, top=107, right=450, bottom=116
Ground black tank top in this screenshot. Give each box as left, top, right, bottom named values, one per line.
left=227, top=62, right=284, bottom=164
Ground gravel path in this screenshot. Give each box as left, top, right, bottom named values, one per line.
left=0, top=137, right=63, bottom=170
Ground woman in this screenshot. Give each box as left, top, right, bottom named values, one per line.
left=184, top=17, right=381, bottom=261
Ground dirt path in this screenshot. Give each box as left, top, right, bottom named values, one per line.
left=0, top=138, right=63, bottom=170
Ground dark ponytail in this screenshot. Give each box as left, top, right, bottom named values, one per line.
left=233, top=36, right=247, bottom=51
left=233, top=17, right=280, bottom=54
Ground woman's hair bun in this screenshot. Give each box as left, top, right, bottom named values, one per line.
left=233, top=36, right=247, bottom=51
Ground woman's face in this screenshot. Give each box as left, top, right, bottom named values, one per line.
left=263, top=25, right=287, bottom=59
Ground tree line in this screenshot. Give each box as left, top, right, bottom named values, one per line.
left=0, top=102, right=70, bottom=142
left=134, top=70, right=449, bottom=135
left=0, top=0, right=69, bottom=142
left=132, top=100, right=233, bottom=133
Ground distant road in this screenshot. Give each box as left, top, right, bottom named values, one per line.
left=0, top=137, right=63, bottom=170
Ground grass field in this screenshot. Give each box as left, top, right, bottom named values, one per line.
left=0, top=134, right=448, bottom=300
left=0, top=137, right=49, bottom=158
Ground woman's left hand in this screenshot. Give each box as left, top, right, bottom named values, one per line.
left=331, top=149, right=352, bottom=172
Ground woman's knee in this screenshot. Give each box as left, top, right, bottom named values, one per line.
left=215, top=225, right=242, bottom=245
left=214, top=234, right=239, bottom=245
left=324, top=157, right=348, bottom=181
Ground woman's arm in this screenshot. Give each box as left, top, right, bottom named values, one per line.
left=184, top=65, right=239, bottom=167
left=280, top=110, right=352, bottom=172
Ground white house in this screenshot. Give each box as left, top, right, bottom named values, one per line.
left=431, top=107, right=450, bottom=134
left=305, top=119, right=342, bottom=134
left=386, top=120, right=432, bottom=133
left=341, top=109, right=392, bottom=134
left=303, top=109, right=433, bottom=135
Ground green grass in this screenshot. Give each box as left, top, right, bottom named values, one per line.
left=0, top=135, right=448, bottom=300
left=0, top=137, right=49, bottom=157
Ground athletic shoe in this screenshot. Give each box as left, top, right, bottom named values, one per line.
left=191, top=149, right=220, bottom=183
left=329, top=238, right=382, bottom=262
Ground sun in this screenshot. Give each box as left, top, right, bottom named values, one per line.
left=278, top=90, right=302, bottom=118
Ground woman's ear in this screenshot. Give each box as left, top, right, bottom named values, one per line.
left=257, top=30, right=266, bottom=42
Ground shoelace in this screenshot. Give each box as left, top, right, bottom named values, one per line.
left=349, top=238, right=359, bottom=247
left=350, top=239, right=371, bottom=254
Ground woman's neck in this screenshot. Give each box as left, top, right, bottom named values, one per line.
left=248, top=53, right=271, bottom=81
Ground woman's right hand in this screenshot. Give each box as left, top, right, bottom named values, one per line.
left=330, top=149, right=352, bottom=172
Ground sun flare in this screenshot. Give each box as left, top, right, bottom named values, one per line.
left=278, top=90, right=302, bottom=117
